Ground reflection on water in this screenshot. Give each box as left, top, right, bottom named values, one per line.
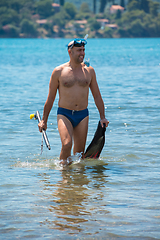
left=10, top=154, right=160, bottom=238
left=38, top=162, right=109, bottom=234
left=51, top=170, right=90, bottom=232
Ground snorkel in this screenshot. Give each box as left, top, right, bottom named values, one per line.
left=83, top=34, right=90, bottom=67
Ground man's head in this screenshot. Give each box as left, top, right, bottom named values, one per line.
left=67, top=38, right=87, bottom=50
left=68, top=38, right=87, bottom=64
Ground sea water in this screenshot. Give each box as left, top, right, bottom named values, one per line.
left=0, top=38, right=160, bottom=239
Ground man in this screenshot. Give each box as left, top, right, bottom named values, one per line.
left=38, top=38, right=109, bottom=165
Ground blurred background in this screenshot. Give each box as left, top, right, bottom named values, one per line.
left=0, top=0, right=160, bottom=39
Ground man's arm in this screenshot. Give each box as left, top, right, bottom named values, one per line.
left=38, top=68, right=59, bottom=132
left=89, top=67, right=109, bottom=128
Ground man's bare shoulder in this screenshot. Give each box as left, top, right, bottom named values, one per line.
left=84, top=64, right=95, bottom=75
left=88, top=65, right=95, bottom=71
left=54, top=62, right=69, bottom=71
left=51, top=62, right=69, bottom=77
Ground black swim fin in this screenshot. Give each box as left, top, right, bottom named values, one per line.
left=84, top=121, right=106, bottom=159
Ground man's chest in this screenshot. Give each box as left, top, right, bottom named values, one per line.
left=60, top=69, right=91, bottom=88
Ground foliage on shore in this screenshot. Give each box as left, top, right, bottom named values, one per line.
left=0, top=0, right=160, bottom=38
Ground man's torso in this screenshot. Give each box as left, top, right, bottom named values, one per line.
left=58, top=63, right=92, bottom=110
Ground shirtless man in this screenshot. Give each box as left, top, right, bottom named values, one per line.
left=38, top=38, right=109, bottom=164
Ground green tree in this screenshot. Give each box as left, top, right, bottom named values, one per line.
left=80, top=3, right=90, bottom=13
left=19, top=6, right=32, bottom=20
left=104, top=27, right=113, bottom=37
left=0, top=0, right=10, bottom=8
left=118, top=27, right=129, bottom=37
left=127, top=0, right=140, bottom=11
left=93, top=0, right=96, bottom=14
left=99, top=0, right=107, bottom=13
left=76, top=2, right=91, bottom=20
left=43, top=22, right=54, bottom=37
left=52, top=9, right=69, bottom=28
left=0, top=23, right=19, bottom=37
left=20, top=19, right=38, bottom=37
left=120, top=0, right=125, bottom=8
left=10, top=0, right=22, bottom=13
left=73, top=22, right=85, bottom=37
left=128, top=18, right=145, bottom=37
left=156, top=18, right=160, bottom=37
left=6, top=24, right=19, bottom=37
left=60, top=0, right=65, bottom=6
left=140, top=0, right=150, bottom=13
left=88, top=18, right=101, bottom=31
left=64, top=2, right=77, bottom=19
left=116, top=9, right=121, bottom=19
left=118, top=10, right=145, bottom=29
left=149, top=1, right=160, bottom=17
left=143, top=14, right=160, bottom=37
left=0, top=7, right=19, bottom=25
left=35, top=0, right=54, bottom=19
left=146, top=21, right=157, bottom=37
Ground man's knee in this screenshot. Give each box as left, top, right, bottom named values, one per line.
left=61, top=139, right=72, bottom=152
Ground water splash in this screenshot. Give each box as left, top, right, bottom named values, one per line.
left=13, top=152, right=83, bottom=170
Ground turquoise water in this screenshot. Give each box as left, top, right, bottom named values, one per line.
left=0, top=38, right=160, bottom=239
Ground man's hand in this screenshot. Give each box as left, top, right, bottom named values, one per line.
left=38, top=120, right=47, bottom=132
left=100, top=118, right=109, bottom=128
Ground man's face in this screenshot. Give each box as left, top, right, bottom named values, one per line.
left=71, top=46, right=85, bottom=63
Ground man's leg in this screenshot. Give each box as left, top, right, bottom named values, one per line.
left=73, top=116, right=89, bottom=158
left=57, top=115, right=73, bottom=161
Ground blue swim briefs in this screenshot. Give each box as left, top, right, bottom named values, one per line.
left=57, top=107, right=89, bottom=128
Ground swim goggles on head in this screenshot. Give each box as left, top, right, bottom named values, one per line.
left=68, top=39, right=87, bottom=49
